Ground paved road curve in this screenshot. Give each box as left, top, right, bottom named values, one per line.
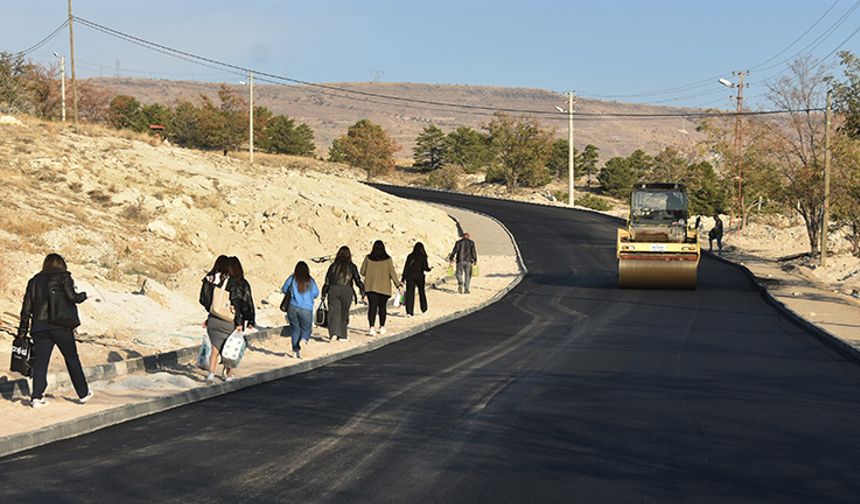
left=2, top=188, right=859, bottom=503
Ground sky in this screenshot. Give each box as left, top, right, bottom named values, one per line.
left=1, top=0, right=858, bottom=109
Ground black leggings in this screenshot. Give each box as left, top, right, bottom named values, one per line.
left=31, top=327, right=89, bottom=400
left=366, top=292, right=390, bottom=327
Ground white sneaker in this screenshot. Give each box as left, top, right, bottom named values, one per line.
left=379, top=327, right=387, bottom=335
left=296, top=349, right=302, bottom=359
left=31, top=397, right=48, bottom=408
left=369, top=327, right=377, bottom=336
left=225, top=376, right=235, bottom=382
left=206, top=372, right=216, bottom=383
left=78, top=391, right=94, bottom=404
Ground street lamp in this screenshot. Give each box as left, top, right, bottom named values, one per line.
left=53, top=52, right=66, bottom=122
left=718, top=72, right=748, bottom=229
left=557, top=92, right=575, bottom=207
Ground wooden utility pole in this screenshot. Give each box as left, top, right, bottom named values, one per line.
left=821, top=90, right=832, bottom=266
left=734, top=71, right=748, bottom=229
left=248, top=71, right=254, bottom=164
left=67, top=0, right=78, bottom=124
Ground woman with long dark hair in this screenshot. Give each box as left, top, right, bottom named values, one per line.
left=322, top=246, right=365, bottom=341
left=199, top=255, right=255, bottom=382
left=18, top=254, right=91, bottom=408
left=402, top=242, right=431, bottom=317
left=360, top=240, right=401, bottom=336
left=281, top=261, right=319, bottom=359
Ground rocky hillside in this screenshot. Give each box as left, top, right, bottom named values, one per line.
left=90, top=78, right=706, bottom=159
left=0, top=116, right=458, bottom=358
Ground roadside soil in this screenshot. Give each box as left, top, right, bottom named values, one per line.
left=0, top=116, right=459, bottom=383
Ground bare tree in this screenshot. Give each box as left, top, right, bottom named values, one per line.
left=765, top=56, right=831, bottom=254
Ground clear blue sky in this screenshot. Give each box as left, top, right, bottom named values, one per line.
left=2, top=0, right=858, bottom=109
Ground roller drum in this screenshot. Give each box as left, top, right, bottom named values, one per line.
left=617, top=255, right=698, bottom=289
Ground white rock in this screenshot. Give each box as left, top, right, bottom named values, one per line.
left=0, top=115, right=23, bottom=126
left=146, top=220, right=177, bottom=240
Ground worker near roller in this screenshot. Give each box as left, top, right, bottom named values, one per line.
left=448, top=232, right=478, bottom=294
left=709, top=213, right=724, bottom=254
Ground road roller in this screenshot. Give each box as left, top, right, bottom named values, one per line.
left=617, top=183, right=700, bottom=289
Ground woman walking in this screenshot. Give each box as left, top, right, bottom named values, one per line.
left=322, top=246, right=364, bottom=341
left=402, top=242, right=431, bottom=318
left=199, top=255, right=255, bottom=382
left=282, top=261, right=319, bottom=359
left=18, top=254, right=92, bottom=408
left=360, top=240, right=402, bottom=336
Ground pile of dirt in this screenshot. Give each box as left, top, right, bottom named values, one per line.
left=0, top=117, right=458, bottom=368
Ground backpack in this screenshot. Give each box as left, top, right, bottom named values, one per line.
left=210, top=275, right=234, bottom=322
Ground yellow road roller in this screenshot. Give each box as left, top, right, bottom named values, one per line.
left=617, top=183, right=700, bottom=289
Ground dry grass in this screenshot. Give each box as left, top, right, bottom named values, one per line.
left=120, top=199, right=150, bottom=223
left=0, top=212, right=53, bottom=237
left=87, top=189, right=112, bottom=205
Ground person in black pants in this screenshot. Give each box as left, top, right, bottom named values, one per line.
left=402, top=242, right=431, bottom=317
left=18, top=254, right=92, bottom=408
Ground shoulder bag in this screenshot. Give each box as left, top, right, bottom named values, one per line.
left=279, top=278, right=294, bottom=312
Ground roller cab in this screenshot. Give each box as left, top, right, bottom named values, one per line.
left=617, top=183, right=700, bottom=289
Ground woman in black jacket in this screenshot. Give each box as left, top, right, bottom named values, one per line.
left=402, top=242, right=431, bottom=317
left=18, top=254, right=91, bottom=408
left=321, top=246, right=365, bottom=341
left=199, top=255, right=255, bottom=382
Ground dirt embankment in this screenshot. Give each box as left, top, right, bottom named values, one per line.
left=0, top=116, right=458, bottom=366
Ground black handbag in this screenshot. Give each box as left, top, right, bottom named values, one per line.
left=279, top=279, right=293, bottom=313
left=48, top=287, right=81, bottom=328
left=10, top=336, right=33, bottom=377
left=315, top=298, right=329, bottom=327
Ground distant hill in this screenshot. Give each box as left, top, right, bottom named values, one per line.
left=88, top=77, right=707, bottom=160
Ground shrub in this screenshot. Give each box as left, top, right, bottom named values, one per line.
left=425, top=165, right=463, bottom=190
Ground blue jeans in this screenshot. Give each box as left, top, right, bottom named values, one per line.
left=287, top=305, right=313, bottom=352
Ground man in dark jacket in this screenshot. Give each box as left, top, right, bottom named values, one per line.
left=708, top=213, right=724, bottom=254
left=448, top=232, right=478, bottom=294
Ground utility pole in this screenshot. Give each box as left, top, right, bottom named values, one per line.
left=54, top=53, right=66, bottom=122
left=734, top=70, right=748, bottom=229
left=248, top=71, right=254, bottom=164
left=821, top=90, right=832, bottom=267
left=568, top=91, right=575, bottom=207
left=67, top=0, right=78, bottom=124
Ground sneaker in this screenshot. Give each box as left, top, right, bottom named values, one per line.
left=225, top=376, right=235, bottom=382
left=458, top=285, right=463, bottom=294
left=405, top=314, right=413, bottom=318
left=31, top=397, right=48, bottom=408
left=379, top=327, right=387, bottom=335
left=369, top=327, right=377, bottom=336
left=464, top=289, right=470, bottom=294
left=78, top=391, right=94, bottom=404
left=295, top=349, right=302, bottom=359
left=206, top=372, right=216, bottom=383
left=341, top=335, right=349, bottom=341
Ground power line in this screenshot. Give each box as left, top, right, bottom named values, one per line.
left=581, top=0, right=848, bottom=102
left=9, top=20, right=69, bottom=56
left=73, top=16, right=821, bottom=120
left=748, top=0, right=841, bottom=70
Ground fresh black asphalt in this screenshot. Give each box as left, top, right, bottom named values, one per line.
left=1, top=187, right=859, bottom=503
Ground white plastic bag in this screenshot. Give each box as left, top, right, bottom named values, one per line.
left=392, top=288, right=402, bottom=308
left=196, top=333, right=211, bottom=370
left=220, top=330, right=247, bottom=368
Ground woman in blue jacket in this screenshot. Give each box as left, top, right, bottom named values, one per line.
left=281, top=261, right=319, bottom=359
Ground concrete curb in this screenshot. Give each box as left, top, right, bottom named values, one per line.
left=377, top=182, right=860, bottom=365
left=0, top=204, right=526, bottom=459
left=705, top=251, right=860, bottom=364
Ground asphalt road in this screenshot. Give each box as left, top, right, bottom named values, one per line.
left=2, top=187, right=859, bottom=503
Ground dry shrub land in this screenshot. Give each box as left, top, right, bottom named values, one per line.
left=0, top=116, right=458, bottom=370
